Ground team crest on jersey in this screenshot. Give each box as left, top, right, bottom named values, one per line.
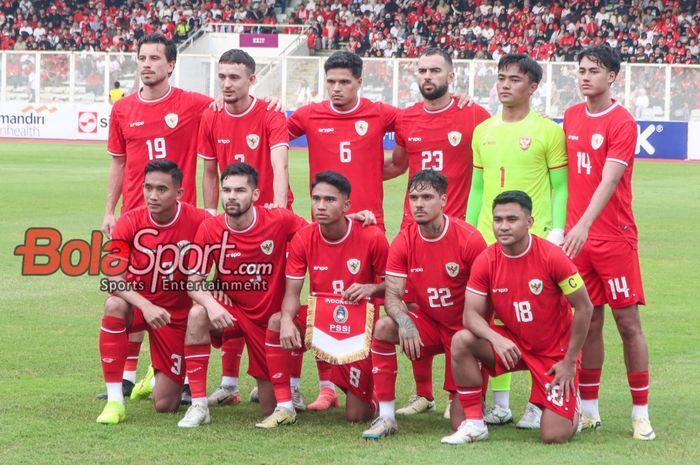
left=346, top=258, right=361, bottom=275
left=355, top=120, right=368, bottom=136
left=529, top=279, right=543, bottom=295
left=333, top=305, right=349, bottom=324
left=448, top=131, right=462, bottom=147
left=591, top=133, right=604, bottom=150
left=519, top=136, right=531, bottom=150
left=164, top=113, right=178, bottom=129
left=445, top=262, right=460, bottom=278
left=260, top=240, right=274, bottom=255
left=246, top=134, right=260, bottom=150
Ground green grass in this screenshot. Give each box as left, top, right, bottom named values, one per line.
left=0, top=141, right=699, bottom=465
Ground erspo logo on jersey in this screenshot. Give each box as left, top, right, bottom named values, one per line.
left=14, top=227, right=274, bottom=292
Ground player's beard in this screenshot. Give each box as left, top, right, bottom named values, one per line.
left=419, top=81, right=449, bottom=100
left=225, top=198, right=252, bottom=218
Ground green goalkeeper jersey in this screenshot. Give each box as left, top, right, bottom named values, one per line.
left=471, top=110, right=567, bottom=244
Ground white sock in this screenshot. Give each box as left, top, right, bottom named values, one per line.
left=290, top=377, right=300, bottom=390
left=493, top=391, right=510, bottom=409
left=319, top=380, right=335, bottom=389
left=192, top=397, right=207, bottom=408
left=581, top=399, right=599, bottom=418
left=122, top=371, right=136, bottom=383
left=278, top=401, right=294, bottom=411
left=106, top=382, right=124, bottom=404
left=221, top=376, right=238, bottom=387
left=631, top=404, right=649, bottom=420
left=467, top=419, right=486, bottom=429
left=379, top=400, right=395, bottom=420
left=184, top=376, right=189, bottom=385
left=149, top=376, right=156, bottom=389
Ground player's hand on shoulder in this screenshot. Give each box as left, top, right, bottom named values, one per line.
left=207, top=303, right=235, bottom=330
left=142, top=303, right=171, bottom=329
left=347, top=209, right=377, bottom=227
left=209, top=95, right=225, bottom=112
left=342, top=283, right=375, bottom=303
left=263, top=202, right=286, bottom=210
left=562, top=223, right=588, bottom=259
left=263, top=96, right=284, bottom=113
left=546, top=358, right=577, bottom=402
left=546, top=228, right=565, bottom=247
left=452, top=93, right=474, bottom=108
left=280, top=316, right=302, bottom=350
left=490, top=333, right=521, bottom=370
left=101, top=213, right=116, bottom=239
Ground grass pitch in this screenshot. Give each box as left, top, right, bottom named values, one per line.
left=0, top=141, right=699, bottom=465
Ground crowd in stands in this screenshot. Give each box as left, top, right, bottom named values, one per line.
left=0, top=1, right=697, bottom=64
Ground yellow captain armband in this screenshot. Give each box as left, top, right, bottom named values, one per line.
left=558, top=273, right=584, bottom=296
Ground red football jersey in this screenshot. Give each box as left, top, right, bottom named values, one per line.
left=467, top=235, right=580, bottom=358
left=395, top=98, right=490, bottom=224
left=287, top=98, right=399, bottom=227
left=108, top=202, right=209, bottom=313
left=386, top=215, right=487, bottom=328
left=108, top=86, right=213, bottom=212
left=563, top=101, right=638, bottom=241
left=286, top=219, right=389, bottom=294
left=197, top=97, right=294, bottom=206
left=191, top=206, right=308, bottom=324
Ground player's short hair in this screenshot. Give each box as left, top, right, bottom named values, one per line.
left=137, top=33, right=177, bottom=62
left=144, top=160, right=183, bottom=187
left=492, top=190, right=532, bottom=215
left=408, top=169, right=447, bottom=195
left=312, top=171, right=351, bottom=197
left=497, top=54, right=543, bottom=84
left=221, top=162, right=258, bottom=188
left=577, top=44, right=621, bottom=75
left=421, top=47, right=453, bottom=69
left=324, top=51, right=363, bottom=78
left=114, top=81, right=120, bottom=88
left=219, top=49, right=256, bottom=74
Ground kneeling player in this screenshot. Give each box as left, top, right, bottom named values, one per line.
left=362, top=170, right=487, bottom=440
left=96, top=161, right=209, bottom=424
left=262, top=171, right=389, bottom=428
left=443, top=191, right=593, bottom=444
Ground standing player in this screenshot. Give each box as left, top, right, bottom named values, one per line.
left=361, top=170, right=487, bottom=440
left=286, top=51, right=399, bottom=409
left=197, top=48, right=293, bottom=407
left=466, top=54, right=568, bottom=428
left=562, top=45, right=654, bottom=440
left=177, top=163, right=309, bottom=428
left=383, top=47, right=490, bottom=417
left=96, top=161, right=209, bottom=424
left=101, top=34, right=213, bottom=399
left=261, top=171, right=389, bottom=428
left=444, top=191, right=593, bottom=444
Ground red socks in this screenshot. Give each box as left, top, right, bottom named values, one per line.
left=412, top=355, right=434, bottom=400
left=265, top=329, right=292, bottom=403
left=185, top=344, right=211, bottom=399
left=99, top=315, right=127, bottom=383
left=370, top=340, right=397, bottom=401
left=221, top=336, right=244, bottom=377
left=628, top=370, right=649, bottom=405
left=579, top=367, right=602, bottom=400
left=457, top=386, right=483, bottom=420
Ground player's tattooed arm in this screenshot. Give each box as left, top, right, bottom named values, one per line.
left=563, top=161, right=625, bottom=259
left=383, top=144, right=408, bottom=180
left=280, top=278, right=304, bottom=350
left=384, top=275, right=423, bottom=360
left=548, top=285, right=594, bottom=401
left=464, top=291, right=521, bottom=369
left=102, top=156, right=126, bottom=238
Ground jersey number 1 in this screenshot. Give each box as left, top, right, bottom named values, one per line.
left=147, top=137, right=167, bottom=160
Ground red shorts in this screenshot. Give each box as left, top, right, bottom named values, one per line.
left=486, top=326, right=579, bottom=422
left=573, top=238, right=645, bottom=308
left=407, top=310, right=460, bottom=392
left=330, top=357, right=374, bottom=403
left=129, top=308, right=188, bottom=385
left=212, top=303, right=306, bottom=381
